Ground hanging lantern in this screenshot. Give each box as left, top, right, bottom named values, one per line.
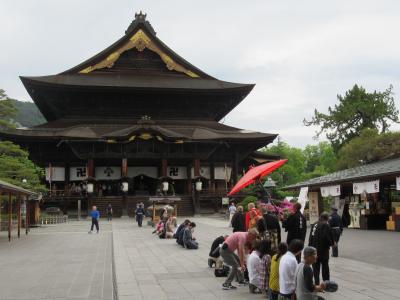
left=162, top=181, right=169, bottom=192
left=87, top=182, right=94, bottom=194
left=195, top=180, right=203, bottom=191
left=122, top=181, right=129, bottom=192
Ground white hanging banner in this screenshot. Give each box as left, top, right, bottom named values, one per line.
left=128, top=167, right=158, bottom=178
left=397, top=177, right=400, bottom=191
left=215, top=166, right=232, bottom=180
left=95, top=167, right=121, bottom=180
left=297, top=186, right=308, bottom=214
left=320, top=185, right=341, bottom=197
left=45, top=167, right=65, bottom=182
left=167, top=166, right=187, bottom=179
left=70, top=167, right=87, bottom=181
left=320, top=186, right=330, bottom=198
left=191, top=166, right=211, bottom=179
left=353, top=180, right=379, bottom=194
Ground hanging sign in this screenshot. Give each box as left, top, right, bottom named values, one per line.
left=95, top=167, right=121, bottom=180
left=70, top=167, right=87, bottom=181
left=215, top=166, right=232, bottom=180
left=297, top=186, right=308, bottom=214
left=353, top=180, right=379, bottom=194
left=128, top=167, right=158, bottom=178
left=308, top=191, right=319, bottom=224
left=320, top=185, right=341, bottom=197
left=45, top=167, right=65, bottom=181
left=396, top=177, right=400, bottom=191
left=191, top=166, right=210, bottom=179
left=167, top=166, right=187, bottom=179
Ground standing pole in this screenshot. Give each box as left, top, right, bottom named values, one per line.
left=26, top=200, right=29, bottom=235
left=17, top=195, right=21, bottom=238
left=77, top=199, right=81, bottom=221
left=8, top=192, right=12, bottom=242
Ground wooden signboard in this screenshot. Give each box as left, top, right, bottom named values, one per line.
left=308, top=191, right=319, bottom=224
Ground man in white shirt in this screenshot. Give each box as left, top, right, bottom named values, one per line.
left=279, top=239, right=304, bottom=299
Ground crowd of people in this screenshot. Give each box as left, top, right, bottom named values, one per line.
left=207, top=201, right=341, bottom=299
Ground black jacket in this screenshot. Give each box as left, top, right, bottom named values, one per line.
left=263, top=213, right=282, bottom=243
left=231, top=212, right=246, bottom=232
left=209, top=236, right=225, bottom=258
left=283, top=211, right=307, bottom=244
left=309, top=222, right=334, bottom=260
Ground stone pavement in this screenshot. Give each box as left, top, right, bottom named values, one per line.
left=0, top=221, right=113, bottom=300
left=113, top=216, right=400, bottom=300
left=1, top=217, right=400, bottom=300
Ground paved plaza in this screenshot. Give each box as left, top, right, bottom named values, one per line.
left=1, top=217, right=400, bottom=300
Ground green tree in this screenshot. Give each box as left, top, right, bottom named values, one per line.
left=304, top=85, right=399, bottom=151
left=0, top=89, right=45, bottom=191
left=262, top=139, right=306, bottom=187
left=0, top=141, right=46, bottom=191
left=336, top=128, right=400, bottom=170
left=0, top=89, right=17, bottom=129
left=303, top=142, right=337, bottom=174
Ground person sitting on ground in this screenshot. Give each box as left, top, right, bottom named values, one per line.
left=259, top=239, right=273, bottom=295
left=231, top=206, right=246, bottom=232
left=268, top=242, right=288, bottom=300
left=183, top=222, right=198, bottom=249
left=208, top=235, right=228, bottom=268
left=295, top=246, right=326, bottom=300
left=165, top=216, right=176, bottom=239
left=176, top=219, right=190, bottom=245
left=279, top=239, right=304, bottom=299
left=219, top=228, right=259, bottom=290
left=247, top=239, right=263, bottom=294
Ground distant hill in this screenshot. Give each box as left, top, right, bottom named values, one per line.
left=10, top=100, right=46, bottom=128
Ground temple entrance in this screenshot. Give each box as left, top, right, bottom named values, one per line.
left=132, top=175, right=158, bottom=196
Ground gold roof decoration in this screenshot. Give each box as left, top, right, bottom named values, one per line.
left=80, top=29, right=199, bottom=77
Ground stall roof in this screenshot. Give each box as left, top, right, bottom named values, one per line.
left=0, top=179, right=37, bottom=196
left=283, top=157, right=400, bottom=190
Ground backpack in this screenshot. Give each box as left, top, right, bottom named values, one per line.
left=214, top=265, right=230, bottom=277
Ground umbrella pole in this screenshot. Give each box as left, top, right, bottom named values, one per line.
left=257, top=179, right=269, bottom=204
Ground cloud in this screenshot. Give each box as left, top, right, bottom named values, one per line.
left=1, top=0, right=400, bottom=148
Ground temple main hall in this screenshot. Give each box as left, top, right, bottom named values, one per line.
left=0, top=12, right=277, bottom=217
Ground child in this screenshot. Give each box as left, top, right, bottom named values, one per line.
left=268, top=242, right=288, bottom=300
left=259, top=239, right=273, bottom=295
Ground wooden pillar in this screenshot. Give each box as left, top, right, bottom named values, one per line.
left=232, top=151, right=239, bottom=184
left=25, top=200, right=29, bottom=235
left=161, top=159, right=168, bottom=177
left=8, top=192, right=12, bottom=242
left=210, top=161, right=215, bottom=193
left=17, top=195, right=21, bottom=238
left=186, top=165, right=192, bottom=194
left=121, top=158, right=128, bottom=177
left=121, top=158, right=128, bottom=215
left=194, top=158, right=201, bottom=177
left=64, top=162, right=70, bottom=195
left=87, top=158, right=94, bottom=215
left=87, top=158, right=94, bottom=177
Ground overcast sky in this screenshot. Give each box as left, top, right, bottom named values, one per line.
left=1, top=1, right=400, bottom=148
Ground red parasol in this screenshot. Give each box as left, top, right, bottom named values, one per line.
left=228, top=159, right=288, bottom=196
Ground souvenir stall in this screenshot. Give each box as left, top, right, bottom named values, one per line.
left=283, top=157, right=400, bottom=231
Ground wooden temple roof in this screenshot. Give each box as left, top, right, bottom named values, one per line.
left=2, top=118, right=277, bottom=143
